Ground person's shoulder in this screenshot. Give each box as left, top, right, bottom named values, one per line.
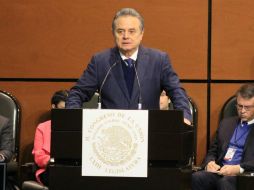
left=37, top=120, right=51, bottom=130
left=221, top=116, right=238, bottom=122
left=220, top=116, right=239, bottom=127
left=140, top=46, right=168, bottom=56
left=93, top=48, right=115, bottom=58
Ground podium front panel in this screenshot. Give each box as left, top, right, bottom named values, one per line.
left=49, top=165, right=191, bottom=190
left=51, top=130, right=193, bottom=163
left=50, top=109, right=193, bottom=189
left=51, top=109, right=194, bottom=163
left=0, top=163, right=6, bottom=190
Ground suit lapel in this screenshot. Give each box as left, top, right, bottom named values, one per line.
left=221, top=118, right=239, bottom=154
left=243, top=124, right=254, bottom=153
left=131, top=46, right=149, bottom=101
left=110, top=47, right=131, bottom=102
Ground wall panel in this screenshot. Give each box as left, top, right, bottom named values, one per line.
left=0, top=0, right=207, bottom=79
left=183, top=83, right=207, bottom=164
left=212, top=0, right=254, bottom=80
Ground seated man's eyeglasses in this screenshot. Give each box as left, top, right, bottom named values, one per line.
left=236, top=104, right=254, bottom=111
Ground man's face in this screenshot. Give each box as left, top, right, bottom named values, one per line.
left=160, top=91, right=169, bottom=110
left=113, top=16, right=144, bottom=56
left=236, top=95, right=254, bottom=121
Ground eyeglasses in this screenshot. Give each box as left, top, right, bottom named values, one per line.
left=236, top=104, right=254, bottom=111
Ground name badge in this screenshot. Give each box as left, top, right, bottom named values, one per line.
left=224, top=147, right=236, bottom=161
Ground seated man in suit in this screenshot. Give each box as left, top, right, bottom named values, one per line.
left=32, top=90, right=68, bottom=186
left=192, top=83, right=254, bottom=190
left=66, top=7, right=192, bottom=125
left=0, top=114, right=15, bottom=190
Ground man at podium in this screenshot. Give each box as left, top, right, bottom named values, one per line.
left=66, top=8, right=192, bottom=125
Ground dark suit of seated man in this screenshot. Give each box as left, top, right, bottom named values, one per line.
left=192, top=83, right=254, bottom=190
left=0, top=114, right=14, bottom=190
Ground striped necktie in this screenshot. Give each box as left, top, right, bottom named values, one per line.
left=125, top=58, right=133, bottom=67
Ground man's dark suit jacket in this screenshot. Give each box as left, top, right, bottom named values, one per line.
left=66, top=45, right=191, bottom=121
left=0, top=115, right=13, bottom=162
left=204, top=116, right=254, bottom=172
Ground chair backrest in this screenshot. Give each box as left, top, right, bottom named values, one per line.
left=219, top=95, right=237, bottom=121
left=0, top=90, right=21, bottom=161
left=187, top=97, right=198, bottom=165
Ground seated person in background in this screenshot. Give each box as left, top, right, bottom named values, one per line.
left=160, top=90, right=171, bottom=110
left=0, top=115, right=13, bottom=163
left=32, top=90, right=68, bottom=186
left=192, top=83, right=254, bottom=190
left=0, top=115, right=14, bottom=190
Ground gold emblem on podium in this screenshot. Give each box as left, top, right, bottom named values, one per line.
left=93, top=125, right=137, bottom=166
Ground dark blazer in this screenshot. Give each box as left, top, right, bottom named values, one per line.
left=66, top=46, right=191, bottom=121
left=0, top=115, right=13, bottom=162
left=204, top=116, right=254, bottom=171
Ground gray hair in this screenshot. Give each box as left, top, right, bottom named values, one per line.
left=236, top=83, right=254, bottom=99
left=112, top=8, right=144, bottom=31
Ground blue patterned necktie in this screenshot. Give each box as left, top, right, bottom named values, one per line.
left=125, top=58, right=133, bottom=67
left=123, top=58, right=135, bottom=97
left=242, top=121, right=248, bottom=127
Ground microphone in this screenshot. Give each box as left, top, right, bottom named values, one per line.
left=98, top=61, right=119, bottom=109
left=133, top=60, right=142, bottom=110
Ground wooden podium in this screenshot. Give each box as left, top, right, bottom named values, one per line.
left=0, top=163, right=6, bottom=190
left=49, top=109, right=194, bottom=190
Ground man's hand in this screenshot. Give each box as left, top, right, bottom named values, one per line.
left=217, top=165, right=240, bottom=176
left=0, top=154, right=5, bottom=162
left=184, top=118, right=191, bottom=125
left=206, top=161, right=221, bottom=173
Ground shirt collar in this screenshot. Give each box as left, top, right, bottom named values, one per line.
left=241, top=118, right=254, bottom=126
left=119, top=48, right=138, bottom=62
